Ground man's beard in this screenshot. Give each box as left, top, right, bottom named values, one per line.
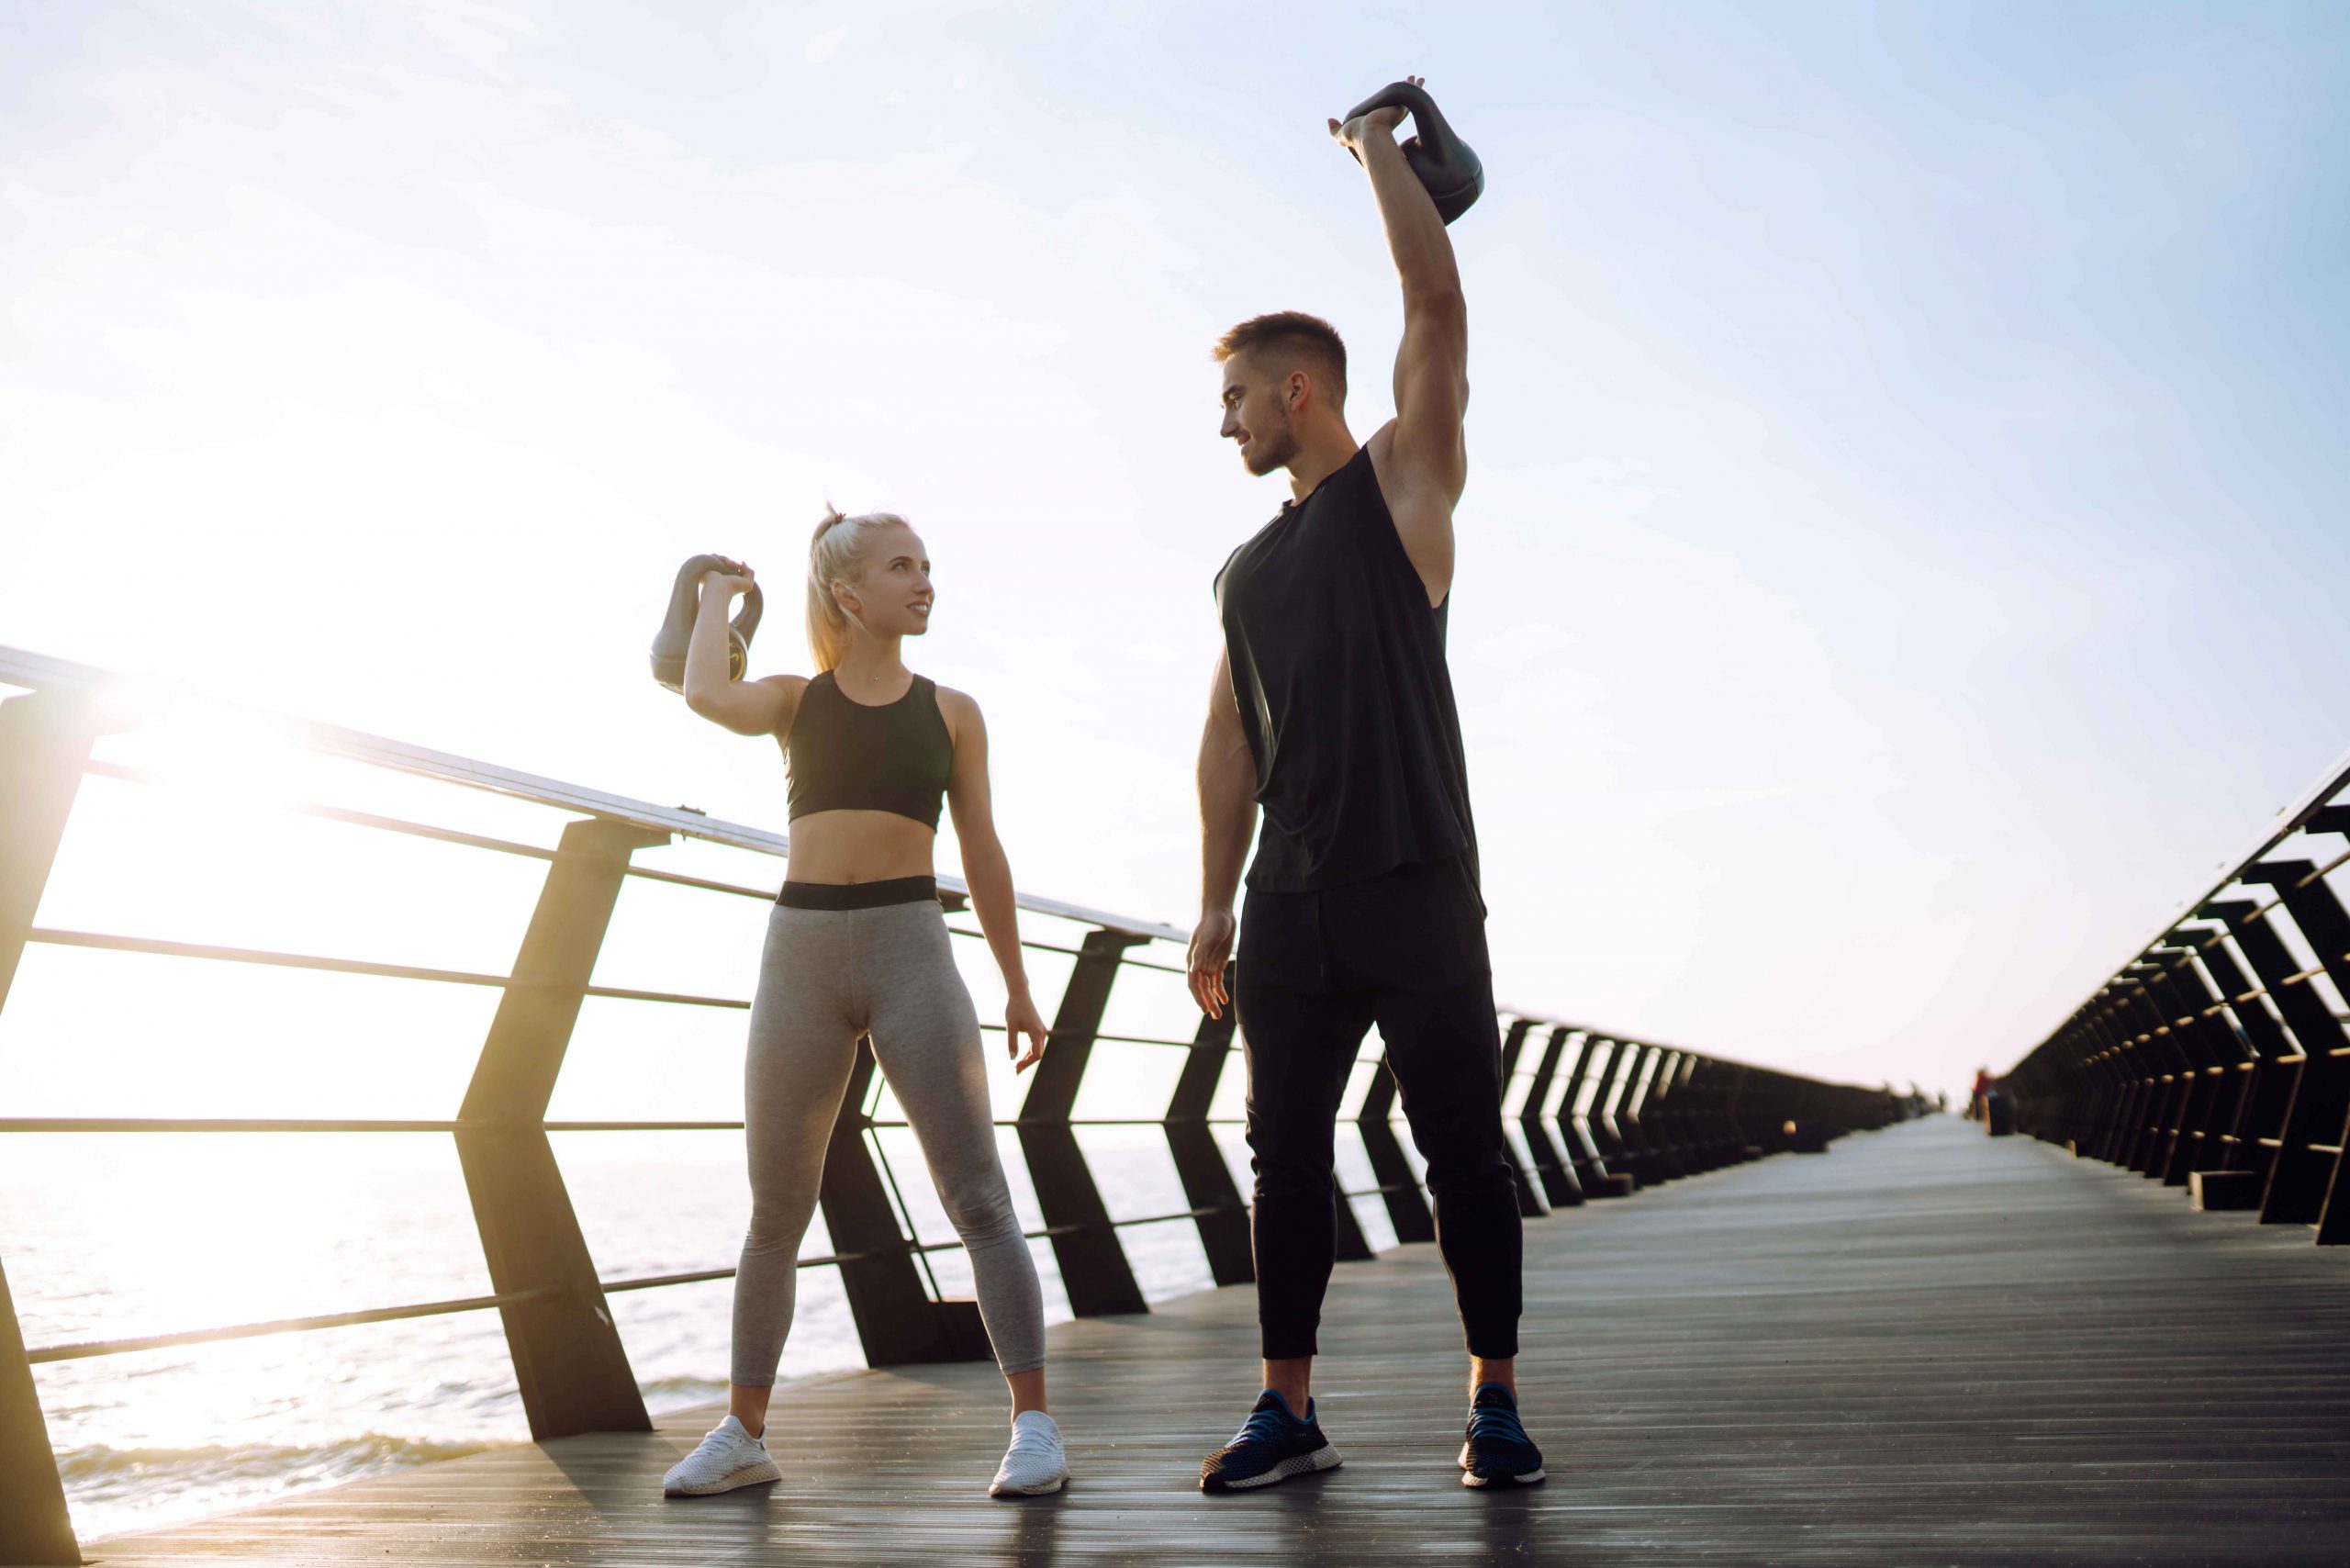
left=1244, top=413, right=1297, bottom=476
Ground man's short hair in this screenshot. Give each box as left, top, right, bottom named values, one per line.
left=1214, top=311, right=1347, bottom=405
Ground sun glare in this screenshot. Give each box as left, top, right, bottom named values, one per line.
left=137, top=698, right=315, bottom=812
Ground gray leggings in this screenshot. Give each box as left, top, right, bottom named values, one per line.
left=732, top=897, right=1046, bottom=1384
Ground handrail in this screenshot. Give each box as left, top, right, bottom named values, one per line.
left=0, top=644, right=1187, bottom=944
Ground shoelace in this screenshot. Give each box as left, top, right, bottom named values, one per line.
left=1007, top=1424, right=1060, bottom=1458
left=1467, top=1403, right=1528, bottom=1447
left=1230, top=1406, right=1296, bottom=1448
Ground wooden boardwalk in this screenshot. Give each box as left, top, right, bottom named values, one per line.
left=86, top=1116, right=2350, bottom=1567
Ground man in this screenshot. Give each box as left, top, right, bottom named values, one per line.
left=1189, top=79, right=1543, bottom=1492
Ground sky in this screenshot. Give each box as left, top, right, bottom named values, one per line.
left=5, top=0, right=2348, bottom=1099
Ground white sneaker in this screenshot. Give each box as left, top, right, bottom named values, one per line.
left=662, top=1415, right=783, bottom=1497
left=989, top=1409, right=1068, bottom=1497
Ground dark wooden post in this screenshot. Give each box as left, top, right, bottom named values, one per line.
left=0, top=693, right=100, bottom=1014
left=1642, top=1050, right=1695, bottom=1179
left=821, top=1039, right=991, bottom=1363
left=2135, top=960, right=2202, bottom=1182
left=2223, top=876, right=2350, bottom=1225
left=1565, top=1037, right=1634, bottom=1195
left=2191, top=909, right=2298, bottom=1183
left=1521, top=1026, right=1584, bottom=1207
left=0, top=1263, right=77, bottom=1568
left=2150, top=946, right=2237, bottom=1185
left=2236, top=865, right=2350, bottom=1231
left=1495, top=1020, right=1548, bottom=1217
left=1017, top=928, right=1149, bottom=1316
left=0, top=692, right=102, bottom=1566
left=455, top=816, right=666, bottom=1439
left=1610, top=1045, right=1663, bottom=1182
left=1166, top=978, right=1255, bottom=1286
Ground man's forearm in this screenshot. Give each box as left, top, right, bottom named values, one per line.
left=1198, top=748, right=1257, bottom=915
left=1359, top=134, right=1461, bottom=305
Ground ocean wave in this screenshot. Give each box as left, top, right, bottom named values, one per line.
left=64, top=1434, right=493, bottom=1533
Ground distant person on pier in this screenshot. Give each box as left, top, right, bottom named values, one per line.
left=1969, top=1068, right=1995, bottom=1123
left=658, top=513, right=1069, bottom=1501
left=1185, top=79, right=1544, bottom=1492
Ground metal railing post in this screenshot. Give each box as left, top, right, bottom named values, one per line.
left=1017, top=928, right=1148, bottom=1316
left=1165, top=976, right=1254, bottom=1286
left=0, top=691, right=103, bottom=1567
left=455, top=816, right=666, bottom=1439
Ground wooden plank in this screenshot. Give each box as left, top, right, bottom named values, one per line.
left=86, top=1118, right=2350, bottom=1566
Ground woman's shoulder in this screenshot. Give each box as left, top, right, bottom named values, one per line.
left=759, top=673, right=816, bottom=747
left=757, top=671, right=818, bottom=709
left=927, top=679, right=982, bottom=739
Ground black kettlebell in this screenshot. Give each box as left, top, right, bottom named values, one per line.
left=1339, top=81, right=1483, bottom=225
left=650, top=554, right=763, bottom=693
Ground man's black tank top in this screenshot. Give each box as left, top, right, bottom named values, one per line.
left=783, top=671, right=953, bottom=829
left=1213, top=443, right=1477, bottom=892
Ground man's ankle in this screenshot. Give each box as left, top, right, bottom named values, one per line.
left=1469, top=1356, right=1516, bottom=1399
left=1262, top=1355, right=1314, bottom=1413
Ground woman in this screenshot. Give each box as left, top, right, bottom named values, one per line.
left=660, top=508, right=1067, bottom=1500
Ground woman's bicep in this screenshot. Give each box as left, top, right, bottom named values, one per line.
left=943, top=693, right=999, bottom=838
left=689, top=674, right=801, bottom=736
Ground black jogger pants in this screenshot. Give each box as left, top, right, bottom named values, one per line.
left=1235, top=855, right=1523, bottom=1361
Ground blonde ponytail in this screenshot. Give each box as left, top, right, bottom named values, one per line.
left=804, top=504, right=906, bottom=672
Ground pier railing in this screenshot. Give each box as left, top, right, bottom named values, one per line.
left=0, top=644, right=1906, bottom=1565
left=1999, top=749, right=2350, bottom=1238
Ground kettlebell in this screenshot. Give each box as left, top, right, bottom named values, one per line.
left=650, top=554, right=764, bottom=693
left=1339, top=81, right=1483, bottom=225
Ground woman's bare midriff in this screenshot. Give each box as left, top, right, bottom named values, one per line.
left=782, top=809, right=937, bottom=884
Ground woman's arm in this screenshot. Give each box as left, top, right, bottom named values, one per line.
left=941, top=688, right=1050, bottom=1071
left=681, top=562, right=803, bottom=736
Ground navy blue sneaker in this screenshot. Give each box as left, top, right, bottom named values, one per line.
left=1459, top=1383, right=1545, bottom=1487
left=1199, top=1390, right=1343, bottom=1493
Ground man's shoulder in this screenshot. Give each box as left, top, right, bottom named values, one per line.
left=1214, top=509, right=1285, bottom=597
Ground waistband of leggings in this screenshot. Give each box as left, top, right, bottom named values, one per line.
left=775, top=876, right=939, bottom=911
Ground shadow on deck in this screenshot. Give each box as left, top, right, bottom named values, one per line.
left=85, top=1116, right=2350, bottom=1567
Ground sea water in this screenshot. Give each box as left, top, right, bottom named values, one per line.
left=9, top=1126, right=1396, bottom=1541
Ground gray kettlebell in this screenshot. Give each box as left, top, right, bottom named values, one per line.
left=1339, top=81, right=1483, bottom=225
left=650, top=554, right=763, bottom=693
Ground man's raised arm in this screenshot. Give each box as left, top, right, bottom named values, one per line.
left=1331, top=78, right=1470, bottom=598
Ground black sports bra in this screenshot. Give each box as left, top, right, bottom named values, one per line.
left=784, top=671, right=954, bottom=829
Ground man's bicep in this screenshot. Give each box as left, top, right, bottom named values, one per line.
left=1204, top=650, right=1244, bottom=734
